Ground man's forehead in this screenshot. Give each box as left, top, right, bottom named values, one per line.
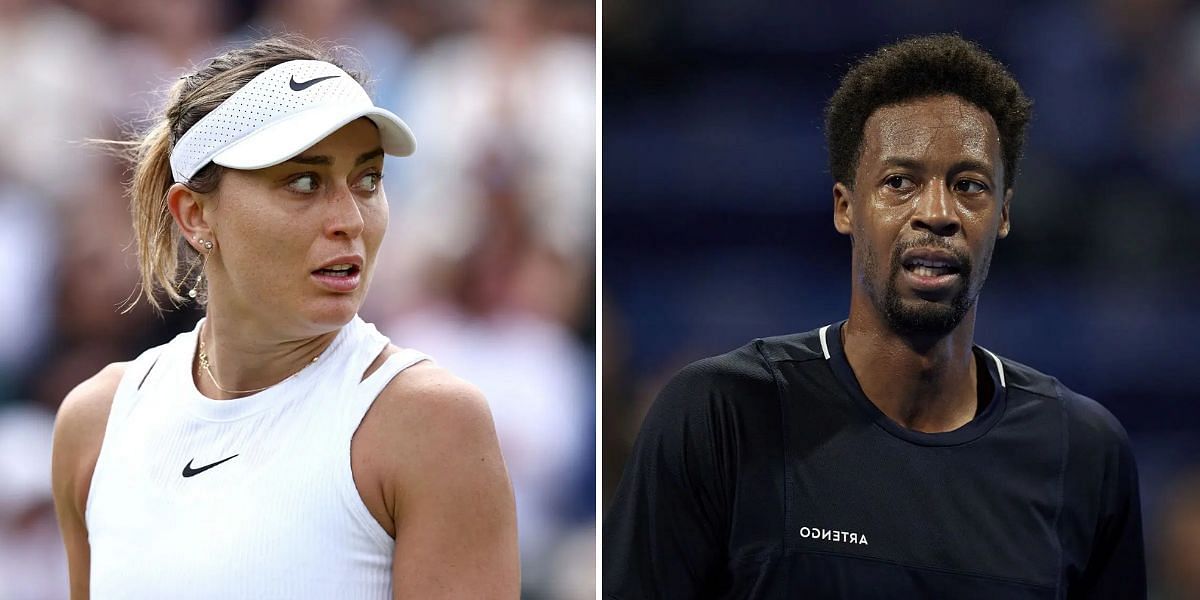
left=862, top=96, right=1000, bottom=165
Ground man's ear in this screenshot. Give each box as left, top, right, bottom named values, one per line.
left=167, top=183, right=214, bottom=252
left=998, top=187, right=1012, bottom=239
left=833, top=182, right=853, bottom=236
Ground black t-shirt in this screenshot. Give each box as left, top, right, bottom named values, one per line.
left=604, top=321, right=1145, bottom=599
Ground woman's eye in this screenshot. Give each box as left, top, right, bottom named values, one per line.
left=287, top=174, right=319, bottom=193
left=355, top=172, right=382, bottom=193
left=885, top=175, right=913, bottom=190
left=954, top=180, right=987, bottom=194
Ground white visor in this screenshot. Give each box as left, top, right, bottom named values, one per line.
left=169, top=59, right=415, bottom=183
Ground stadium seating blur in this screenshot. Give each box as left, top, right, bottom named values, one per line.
left=0, top=1, right=594, bottom=598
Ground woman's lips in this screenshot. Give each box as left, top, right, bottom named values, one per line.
left=311, top=265, right=361, bottom=292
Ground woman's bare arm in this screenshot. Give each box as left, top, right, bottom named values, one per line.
left=51, top=363, right=125, bottom=600
left=357, top=361, right=520, bottom=599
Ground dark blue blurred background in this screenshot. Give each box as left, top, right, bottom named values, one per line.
left=602, top=0, right=1200, bottom=594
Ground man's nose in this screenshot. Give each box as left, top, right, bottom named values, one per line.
left=911, top=180, right=960, bottom=237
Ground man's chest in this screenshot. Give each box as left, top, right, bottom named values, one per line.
left=721, top=419, right=1068, bottom=597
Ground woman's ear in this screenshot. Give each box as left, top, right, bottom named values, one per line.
left=167, top=183, right=213, bottom=251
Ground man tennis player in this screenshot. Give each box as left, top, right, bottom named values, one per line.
left=604, top=34, right=1145, bottom=598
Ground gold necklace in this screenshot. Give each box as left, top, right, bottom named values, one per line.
left=197, top=323, right=321, bottom=396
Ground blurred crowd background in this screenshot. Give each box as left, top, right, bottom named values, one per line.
left=0, top=0, right=594, bottom=598
left=604, top=0, right=1200, bottom=597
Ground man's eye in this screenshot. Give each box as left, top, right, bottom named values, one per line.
left=287, top=174, right=319, bottom=193
left=885, top=175, right=912, bottom=190
left=954, top=180, right=987, bottom=194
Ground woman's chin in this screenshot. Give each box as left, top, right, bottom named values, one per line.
left=303, top=296, right=363, bottom=328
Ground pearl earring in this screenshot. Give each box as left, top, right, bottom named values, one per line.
left=189, top=239, right=213, bottom=299
left=188, top=273, right=202, bottom=299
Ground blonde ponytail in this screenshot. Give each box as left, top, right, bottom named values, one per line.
left=127, top=109, right=187, bottom=312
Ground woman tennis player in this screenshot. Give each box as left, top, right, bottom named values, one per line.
left=50, top=38, right=519, bottom=599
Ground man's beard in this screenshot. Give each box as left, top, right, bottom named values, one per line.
left=863, top=236, right=985, bottom=338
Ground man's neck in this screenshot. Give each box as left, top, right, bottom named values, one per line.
left=841, top=304, right=982, bottom=433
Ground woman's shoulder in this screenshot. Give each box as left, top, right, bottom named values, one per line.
left=55, top=336, right=177, bottom=433
left=56, top=362, right=127, bottom=440
left=366, top=344, right=491, bottom=431
left=52, top=362, right=128, bottom=513
left=355, top=346, right=512, bottom=550
left=359, top=345, right=498, bottom=475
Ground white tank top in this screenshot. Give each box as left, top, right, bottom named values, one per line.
left=86, top=316, right=429, bottom=599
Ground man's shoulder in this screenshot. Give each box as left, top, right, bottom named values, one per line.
left=663, top=344, right=772, bottom=404
left=756, top=324, right=830, bottom=364
left=994, top=352, right=1132, bottom=451
left=671, top=326, right=827, bottom=389
left=655, top=325, right=830, bottom=415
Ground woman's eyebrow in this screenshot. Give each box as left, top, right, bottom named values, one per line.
left=284, top=147, right=384, bottom=167
left=286, top=154, right=331, bottom=165
left=355, top=148, right=384, bottom=166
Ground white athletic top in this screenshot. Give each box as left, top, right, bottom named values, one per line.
left=86, top=316, right=429, bottom=599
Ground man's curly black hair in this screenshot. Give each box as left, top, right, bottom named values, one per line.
left=825, top=33, right=1032, bottom=190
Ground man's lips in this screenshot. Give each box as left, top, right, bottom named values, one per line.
left=900, top=247, right=963, bottom=275
left=901, top=267, right=960, bottom=294
left=897, top=247, right=965, bottom=295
